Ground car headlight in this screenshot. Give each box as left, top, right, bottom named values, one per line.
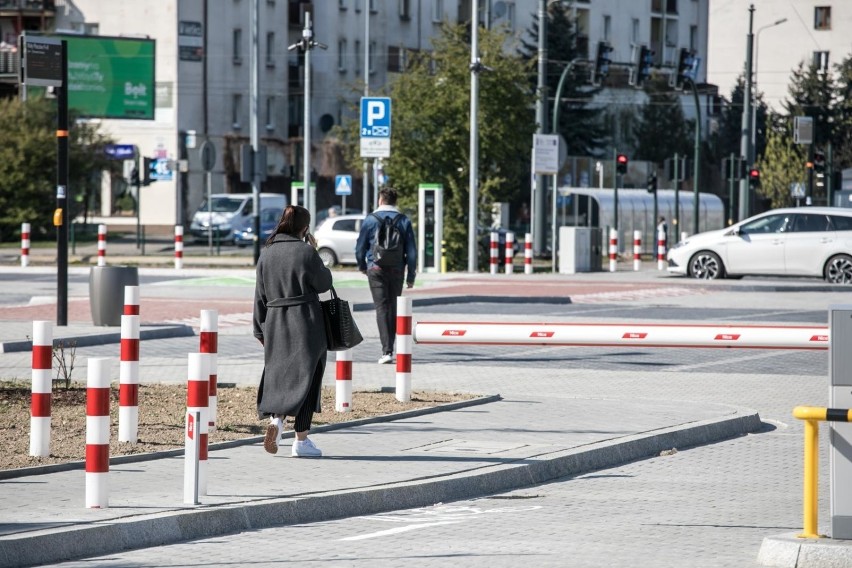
left=670, top=240, right=689, bottom=250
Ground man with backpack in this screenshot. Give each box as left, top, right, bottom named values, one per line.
left=355, top=187, right=417, bottom=364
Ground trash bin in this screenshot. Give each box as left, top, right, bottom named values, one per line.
left=89, top=266, right=139, bottom=326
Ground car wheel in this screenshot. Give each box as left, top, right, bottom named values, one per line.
left=825, top=254, right=852, bottom=284
left=688, top=251, right=725, bottom=280
left=318, top=248, right=337, bottom=268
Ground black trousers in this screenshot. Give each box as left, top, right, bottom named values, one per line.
left=367, top=267, right=405, bottom=355
left=293, top=361, right=324, bottom=432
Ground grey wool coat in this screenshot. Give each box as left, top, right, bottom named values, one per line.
left=253, top=234, right=333, bottom=419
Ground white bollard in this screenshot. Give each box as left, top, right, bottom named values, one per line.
left=609, top=228, right=618, bottom=273
left=633, top=230, right=642, bottom=271
left=175, top=225, right=184, bottom=270
left=97, top=224, right=107, bottom=267
left=489, top=232, right=499, bottom=275
left=118, top=314, right=140, bottom=443
left=199, top=310, right=218, bottom=430
left=184, top=353, right=209, bottom=503
left=524, top=233, right=533, bottom=275
left=29, top=321, right=52, bottom=457
left=21, top=223, right=30, bottom=267
left=395, top=296, right=413, bottom=402
left=85, top=357, right=111, bottom=509
left=681, top=231, right=688, bottom=244
left=505, top=232, right=514, bottom=274
left=657, top=227, right=666, bottom=271
left=124, top=285, right=140, bottom=316
left=335, top=349, right=353, bottom=412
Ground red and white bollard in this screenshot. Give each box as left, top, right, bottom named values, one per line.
left=524, top=233, right=533, bottom=275
left=199, top=310, right=218, bottom=430
left=30, top=321, right=52, bottom=457
left=184, top=353, right=209, bottom=503
left=335, top=349, right=353, bottom=412
left=175, top=225, right=184, bottom=270
left=118, top=312, right=140, bottom=443
left=21, top=223, right=30, bottom=267
left=680, top=231, right=688, bottom=244
left=395, top=296, right=413, bottom=402
left=124, top=285, right=140, bottom=316
left=609, top=228, right=618, bottom=272
left=657, top=227, right=666, bottom=271
left=505, top=232, right=514, bottom=274
left=489, top=231, right=499, bottom=275
left=97, top=224, right=107, bottom=267
left=86, top=357, right=111, bottom=509
left=633, top=230, right=642, bottom=271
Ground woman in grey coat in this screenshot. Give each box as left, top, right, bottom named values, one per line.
left=253, top=205, right=333, bottom=457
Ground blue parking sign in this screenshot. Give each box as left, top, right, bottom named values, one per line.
left=361, top=97, right=391, bottom=138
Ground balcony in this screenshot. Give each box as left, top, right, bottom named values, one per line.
left=0, top=0, right=56, bottom=12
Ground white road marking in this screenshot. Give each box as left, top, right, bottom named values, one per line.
left=340, top=521, right=461, bottom=541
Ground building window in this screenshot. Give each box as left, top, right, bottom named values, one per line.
left=432, top=0, right=443, bottom=22
left=369, top=0, right=377, bottom=14
left=497, top=1, right=515, bottom=31
left=265, top=96, right=275, bottom=130
left=369, top=40, right=376, bottom=74
left=690, top=25, right=697, bottom=51
left=354, top=0, right=361, bottom=12
left=815, top=7, right=831, bottom=30
left=603, top=15, right=611, bottom=42
left=631, top=18, right=639, bottom=44
left=338, top=39, right=347, bottom=72
left=354, top=40, right=361, bottom=76
left=339, top=0, right=346, bottom=10
left=399, top=0, right=411, bottom=20
left=388, top=46, right=401, bottom=72
left=233, top=28, right=242, bottom=64
left=232, top=94, right=242, bottom=129
left=814, top=50, right=830, bottom=71
left=266, top=32, right=275, bottom=67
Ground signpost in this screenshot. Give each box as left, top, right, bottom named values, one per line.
left=199, top=141, right=217, bottom=253
left=335, top=174, right=352, bottom=214
left=360, top=97, right=391, bottom=210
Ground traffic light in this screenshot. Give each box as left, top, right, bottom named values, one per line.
left=616, top=153, right=628, bottom=175
left=646, top=171, right=658, bottom=194
left=722, top=157, right=747, bottom=181
left=636, top=45, right=654, bottom=86
left=748, top=168, right=761, bottom=189
left=813, top=150, right=826, bottom=173
left=593, top=41, right=613, bottom=84
left=142, top=157, right=153, bottom=186
left=675, top=48, right=696, bottom=90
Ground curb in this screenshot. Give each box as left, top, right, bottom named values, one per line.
left=0, top=394, right=502, bottom=481
left=0, top=325, right=195, bottom=354
left=757, top=533, right=852, bottom=567
left=352, top=295, right=574, bottom=312
left=0, top=405, right=762, bottom=568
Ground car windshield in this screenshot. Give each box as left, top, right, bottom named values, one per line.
left=196, top=197, right=244, bottom=214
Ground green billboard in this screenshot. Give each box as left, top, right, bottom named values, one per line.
left=53, top=34, right=156, bottom=120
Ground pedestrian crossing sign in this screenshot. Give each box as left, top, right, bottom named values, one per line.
left=335, top=175, right=353, bottom=196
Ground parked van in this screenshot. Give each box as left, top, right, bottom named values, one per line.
left=189, top=193, right=287, bottom=244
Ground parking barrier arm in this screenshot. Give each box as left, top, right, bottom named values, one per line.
left=792, top=406, right=852, bottom=539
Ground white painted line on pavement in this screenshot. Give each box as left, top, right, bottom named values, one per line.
left=340, top=521, right=461, bottom=541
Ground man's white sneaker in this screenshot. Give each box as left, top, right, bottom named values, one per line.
left=291, top=438, right=322, bottom=457
left=377, top=354, right=393, bottom=364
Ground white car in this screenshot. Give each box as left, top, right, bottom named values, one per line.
left=314, top=214, right=364, bottom=267
left=667, top=207, right=852, bottom=284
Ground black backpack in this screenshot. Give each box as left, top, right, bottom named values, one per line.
left=371, top=213, right=406, bottom=267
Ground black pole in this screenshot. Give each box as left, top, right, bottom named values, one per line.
left=727, top=153, right=736, bottom=225
left=56, top=41, right=69, bottom=327
left=673, top=153, right=680, bottom=235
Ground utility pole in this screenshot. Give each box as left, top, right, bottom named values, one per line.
left=533, top=0, right=548, bottom=256
left=57, top=41, right=69, bottom=326
left=467, top=0, right=480, bottom=272
left=738, top=4, right=755, bottom=222
left=250, top=0, right=261, bottom=264
left=363, top=6, right=370, bottom=214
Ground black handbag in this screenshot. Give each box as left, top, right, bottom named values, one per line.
left=321, top=286, right=363, bottom=351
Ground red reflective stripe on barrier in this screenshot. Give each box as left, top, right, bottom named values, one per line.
left=397, top=318, right=412, bottom=335
left=811, top=335, right=829, bottom=342
left=175, top=251, right=183, bottom=258
left=396, top=353, right=411, bottom=372
left=208, top=375, right=217, bottom=396
left=714, top=334, right=741, bottom=341
left=124, top=305, right=140, bottom=315
left=442, top=330, right=467, bottom=336
left=187, top=382, right=208, bottom=407
left=200, top=433, right=208, bottom=460
left=175, top=235, right=183, bottom=242
left=120, top=383, right=139, bottom=406
left=32, top=345, right=51, bottom=370
left=120, top=339, right=139, bottom=361
left=87, top=388, right=110, bottom=416
left=85, top=445, right=109, bottom=473
left=200, top=332, right=218, bottom=353
left=530, top=331, right=554, bottom=338
left=31, top=393, right=51, bottom=417
left=336, top=361, right=352, bottom=380
left=623, top=332, right=648, bottom=339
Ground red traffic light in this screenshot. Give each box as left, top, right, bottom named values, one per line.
left=749, top=168, right=760, bottom=179
left=617, top=154, right=628, bottom=164
left=616, top=154, right=628, bottom=174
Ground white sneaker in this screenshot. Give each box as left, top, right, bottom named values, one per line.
left=291, top=438, right=322, bottom=458
left=263, top=419, right=282, bottom=455
left=378, top=354, right=393, bottom=364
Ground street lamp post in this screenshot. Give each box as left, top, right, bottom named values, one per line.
left=752, top=17, right=787, bottom=152
left=738, top=4, right=755, bottom=222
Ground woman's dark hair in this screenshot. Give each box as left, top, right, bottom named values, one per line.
left=265, top=205, right=311, bottom=246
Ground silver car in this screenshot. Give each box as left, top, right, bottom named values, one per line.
left=667, top=206, right=852, bottom=283
left=314, top=214, right=364, bottom=267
